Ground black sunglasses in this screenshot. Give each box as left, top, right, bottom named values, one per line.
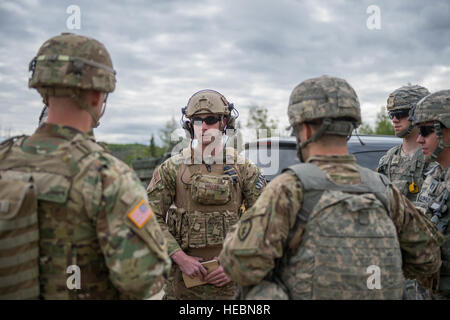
left=388, top=110, right=410, bottom=120
left=192, top=116, right=221, bottom=125
left=418, top=125, right=435, bottom=137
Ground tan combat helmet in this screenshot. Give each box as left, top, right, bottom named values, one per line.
left=182, top=89, right=237, bottom=137
left=386, top=85, right=430, bottom=138
left=184, top=89, right=232, bottom=118
left=411, top=90, right=450, bottom=161
left=288, top=75, right=361, bottom=148
left=28, top=32, right=116, bottom=127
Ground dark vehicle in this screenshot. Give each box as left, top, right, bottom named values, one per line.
left=243, top=135, right=402, bottom=182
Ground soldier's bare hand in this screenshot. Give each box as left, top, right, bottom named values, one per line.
left=171, top=250, right=207, bottom=279
left=204, top=265, right=231, bottom=287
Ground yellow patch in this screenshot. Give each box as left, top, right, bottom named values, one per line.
left=127, top=199, right=153, bottom=228
left=409, top=182, right=419, bottom=194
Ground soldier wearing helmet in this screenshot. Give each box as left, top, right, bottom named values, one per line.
left=220, top=75, right=443, bottom=300
left=377, top=85, right=437, bottom=202
left=0, top=33, right=170, bottom=299
left=413, top=90, right=450, bottom=299
left=146, top=89, right=266, bottom=300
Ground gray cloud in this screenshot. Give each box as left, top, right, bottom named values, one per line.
left=1, top=0, right=449, bottom=144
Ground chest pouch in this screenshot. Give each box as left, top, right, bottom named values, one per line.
left=191, top=174, right=233, bottom=205
left=183, top=210, right=239, bottom=249
left=0, top=173, right=40, bottom=300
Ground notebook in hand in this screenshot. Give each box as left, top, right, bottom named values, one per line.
left=182, top=259, right=219, bottom=288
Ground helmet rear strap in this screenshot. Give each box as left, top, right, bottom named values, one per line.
left=431, top=121, right=450, bottom=160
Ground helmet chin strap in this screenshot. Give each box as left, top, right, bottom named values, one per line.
left=295, top=137, right=305, bottom=163
left=70, top=92, right=101, bottom=128
left=298, top=118, right=332, bottom=149
left=295, top=118, right=357, bottom=162
left=395, top=124, right=414, bottom=138
left=429, top=121, right=450, bottom=162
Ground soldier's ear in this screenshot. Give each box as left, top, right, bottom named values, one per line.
left=86, top=90, right=103, bottom=108
left=301, top=123, right=313, bottom=141
left=443, top=127, right=450, bottom=142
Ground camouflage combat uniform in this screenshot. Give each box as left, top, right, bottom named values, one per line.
left=220, top=76, right=443, bottom=300
left=147, top=146, right=265, bottom=300
left=377, top=85, right=432, bottom=202
left=0, top=33, right=171, bottom=300
left=411, top=90, right=450, bottom=299
left=415, top=165, right=450, bottom=297
left=0, top=124, right=171, bottom=299
left=220, top=155, right=442, bottom=299
left=377, top=146, right=436, bottom=202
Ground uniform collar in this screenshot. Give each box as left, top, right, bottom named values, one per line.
left=306, top=154, right=356, bottom=165
left=34, top=123, right=85, bottom=141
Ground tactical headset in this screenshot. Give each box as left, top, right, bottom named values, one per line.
left=180, top=89, right=239, bottom=138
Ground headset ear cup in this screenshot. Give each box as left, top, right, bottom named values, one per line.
left=185, top=121, right=194, bottom=138
left=226, top=117, right=236, bottom=132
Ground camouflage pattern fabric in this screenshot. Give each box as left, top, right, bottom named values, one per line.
left=220, top=155, right=443, bottom=299
left=403, top=279, right=431, bottom=300
left=28, top=33, right=116, bottom=128
left=411, top=90, right=450, bottom=162
left=274, top=162, right=406, bottom=300
left=242, top=280, right=289, bottom=300
left=147, top=147, right=265, bottom=299
left=163, top=267, right=237, bottom=300
left=415, top=165, right=450, bottom=298
left=287, top=75, right=361, bottom=128
left=0, top=171, right=39, bottom=299
left=386, top=85, right=430, bottom=112
left=29, top=33, right=115, bottom=93
left=411, top=90, right=450, bottom=128
left=377, top=145, right=437, bottom=202
left=385, top=85, right=430, bottom=138
left=287, top=76, right=361, bottom=150
left=0, top=124, right=171, bottom=299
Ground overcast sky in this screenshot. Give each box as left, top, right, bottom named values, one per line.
left=1, top=0, right=449, bottom=144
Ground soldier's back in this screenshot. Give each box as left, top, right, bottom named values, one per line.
left=280, top=158, right=404, bottom=299
left=0, top=124, right=170, bottom=299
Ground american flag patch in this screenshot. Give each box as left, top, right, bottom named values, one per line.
left=127, top=199, right=153, bottom=228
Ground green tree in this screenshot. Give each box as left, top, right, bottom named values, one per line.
left=159, top=117, right=179, bottom=151
left=358, top=122, right=374, bottom=135
left=149, top=134, right=157, bottom=157
left=374, top=106, right=394, bottom=135
left=358, top=107, right=394, bottom=135
left=246, top=105, right=278, bottom=138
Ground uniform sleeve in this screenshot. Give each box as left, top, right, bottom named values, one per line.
left=376, top=154, right=387, bottom=174
left=219, top=172, right=302, bottom=286
left=85, top=156, right=171, bottom=299
left=388, top=185, right=444, bottom=281
left=239, top=159, right=267, bottom=209
left=146, top=159, right=181, bottom=256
